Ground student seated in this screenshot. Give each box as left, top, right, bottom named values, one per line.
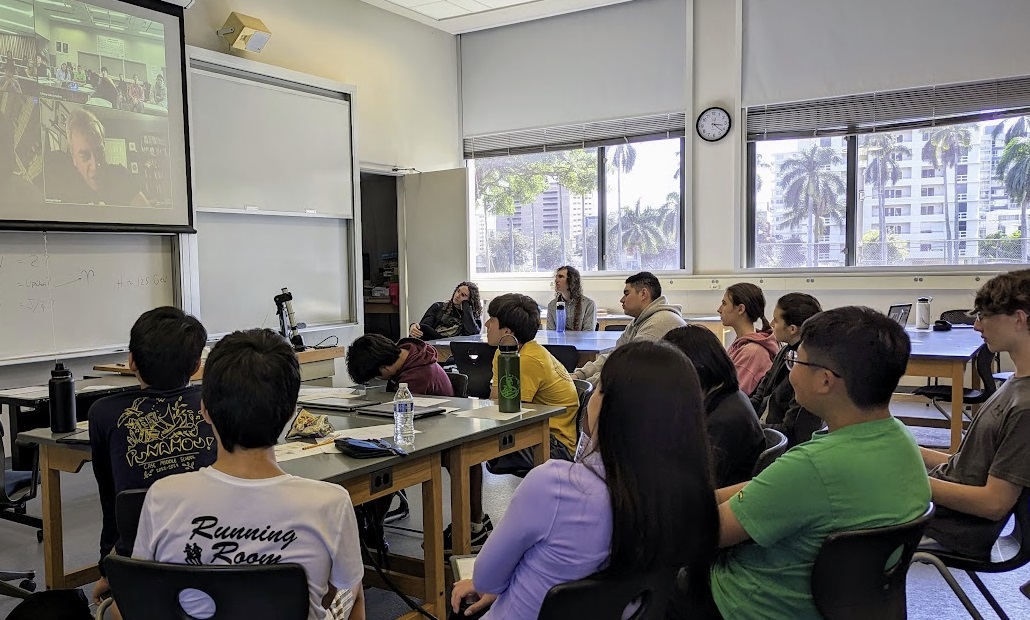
left=547, top=265, right=597, bottom=331
left=451, top=341, right=719, bottom=619
left=89, top=307, right=216, bottom=603
left=130, top=330, right=365, bottom=620
left=717, top=283, right=779, bottom=395
left=443, top=294, right=580, bottom=550
left=920, top=270, right=1030, bottom=559
left=665, top=325, right=765, bottom=487
left=408, top=281, right=482, bottom=340
left=346, top=333, right=453, bottom=396
left=749, top=292, right=824, bottom=447
left=674, top=306, right=931, bottom=620
left=573, top=271, right=685, bottom=385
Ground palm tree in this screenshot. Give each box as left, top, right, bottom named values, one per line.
left=922, top=126, right=973, bottom=263
left=991, top=116, right=1030, bottom=147
left=777, top=145, right=847, bottom=266
left=607, top=143, right=637, bottom=267
left=863, top=135, right=911, bottom=264
left=997, top=137, right=1030, bottom=262
left=609, top=201, right=664, bottom=266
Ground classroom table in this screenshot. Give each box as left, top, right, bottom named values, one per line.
left=596, top=313, right=728, bottom=339
left=20, top=396, right=565, bottom=620
left=429, top=330, right=622, bottom=367
left=899, top=325, right=985, bottom=453
left=0, top=375, right=142, bottom=470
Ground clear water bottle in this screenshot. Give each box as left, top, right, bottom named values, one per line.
left=555, top=299, right=567, bottom=333
left=393, top=382, right=415, bottom=447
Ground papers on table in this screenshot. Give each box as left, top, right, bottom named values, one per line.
left=79, top=385, right=118, bottom=393
left=452, top=405, right=529, bottom=421
left=76, top=420, right=89, bottom=431
left=297, top=387, right=361, bottom=401
left=0, top=385, right=49, bottom=399
left=411, top=397, right=448, bottom=407
left=452, top=555, right=476, bottom=581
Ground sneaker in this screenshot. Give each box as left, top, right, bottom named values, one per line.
left=442, top=514, right=493, bottom=552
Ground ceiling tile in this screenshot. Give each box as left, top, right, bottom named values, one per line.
left=411, top=1, right=470, bottom=19
left=449, top=0, right=492, bottom=12
left=384, top=0, right=438, bottom=8
left=476, top=0, right=537, bottom=9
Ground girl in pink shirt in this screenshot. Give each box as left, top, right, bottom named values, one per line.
left=718, top=283, right=780, bottom=395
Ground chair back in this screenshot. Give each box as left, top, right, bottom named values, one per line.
left=973, top=344, right=998, bottom=401
left=751, top=428, right=788, bottom=477
left=573, top=379, right=593, bottom=436
left=450, top=342, right=497, bottom=399
left=603, top=324, right=627, bottom=332
left=104, top=555, right=309, bottom=620
left=447, top=372, right=470, bottom=398
left=940, top=309, right=976, bottom=326
left=537, top=569, right=678, bottom=620
left=811, top=504, right=934, bottom=620
left=543, top=344, right=579, bottom=373
left=115, top=489, right=149, bottom=554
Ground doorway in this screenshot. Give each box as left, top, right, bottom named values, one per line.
left=360, top=172, right=401, bottom=340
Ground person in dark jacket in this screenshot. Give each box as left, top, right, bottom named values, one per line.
left=346, top=333, right=454, bottom=396
left=665, top=325, right=765, bottom=486
left=750, top=293, right=825, bottom=448
left=408, top=281, right=482, bottom=340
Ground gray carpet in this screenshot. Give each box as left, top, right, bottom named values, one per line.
left=2, top=399, right=1029, bottom=619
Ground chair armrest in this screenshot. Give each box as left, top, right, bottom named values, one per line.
left=95, top=597, right=115, bottom=620
left=13, top=440, right=40, bottom=502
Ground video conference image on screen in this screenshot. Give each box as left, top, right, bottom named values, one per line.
left=0, top=0, right=188, bottom=230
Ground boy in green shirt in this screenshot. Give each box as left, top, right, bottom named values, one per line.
left=682, top=306, right=931, bottom=620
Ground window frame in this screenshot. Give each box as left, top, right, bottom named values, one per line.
left=468, top=136, right=687, bottom=277
left=745, top=113, right=1030, bottom=272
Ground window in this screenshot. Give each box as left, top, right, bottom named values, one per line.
left=471, top=137, right=683, bottom=274
left=749, top=114, right=1030, bottom=268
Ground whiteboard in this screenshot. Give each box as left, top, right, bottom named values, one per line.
left=0, top=232, right=175, bottom=363
left=196, top=211, right=353, bottom=336
left=189, top=67, right=354, bottom=217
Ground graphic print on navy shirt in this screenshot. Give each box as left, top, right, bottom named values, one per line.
left=117, top=394, right=215, bottom=481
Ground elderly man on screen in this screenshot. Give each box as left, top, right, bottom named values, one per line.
left=54, top=108, right=150, bottom=207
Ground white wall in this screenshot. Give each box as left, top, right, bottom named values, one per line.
left=184, top=0, right=462, bottom=173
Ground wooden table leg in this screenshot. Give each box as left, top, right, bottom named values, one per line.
left=950, top=362, right=965, bottom=453
left=533, top=419, right=550, bottom=467
left=446, top=446, right=472, bottom=556
left=422, top=452, right=445, bottom=616
left=40, top=446, right=65, bottom=590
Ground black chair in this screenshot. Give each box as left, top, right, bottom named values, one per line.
left=912, top=344, right=996, bottom=421
left=102, top=555, right=309, bottom=620
left=603, top=324, right=627, bottom=332
left=573, top=379, right=593, bottom=436
left=115, top=489, right=149, bottom=554
left=543, top=344, right=580, bottom=373
left=811, top=504, right=934, bottom=620
left=451, top=342, right=497, bottom=399
left=912, top=489, right=1030, bottom=620
left=0, top=426, right=41, bottom=598
left=537, top=569, right=678, bottom=620
left=448, top=372, right=470, bottom=398
left=940, top=309, right=977, bottom=326
left=751, top=427, right=788, bottom=477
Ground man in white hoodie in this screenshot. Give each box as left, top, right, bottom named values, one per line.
left=573, top=271, right=686, bottom=386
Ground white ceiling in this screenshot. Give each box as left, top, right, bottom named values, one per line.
left=358, top=0, right=634, bottom=34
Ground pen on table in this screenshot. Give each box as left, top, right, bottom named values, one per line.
left=302, top=436, right=339, bottom=450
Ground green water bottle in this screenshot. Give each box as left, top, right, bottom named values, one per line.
left=497, top=334, right=521, bottom=413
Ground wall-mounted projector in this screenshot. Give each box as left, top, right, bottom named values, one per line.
left=216, top=12, right=272, bottom=53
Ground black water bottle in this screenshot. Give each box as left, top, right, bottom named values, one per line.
left=48, top=362, right=77, bottom=433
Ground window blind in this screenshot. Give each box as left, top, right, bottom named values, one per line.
left=463, top=112, right=686, bottom=159
left=747, top=75, right=1030, bottom=141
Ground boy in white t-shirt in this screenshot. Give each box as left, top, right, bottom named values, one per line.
left=129, top=329, right=365, bottom=620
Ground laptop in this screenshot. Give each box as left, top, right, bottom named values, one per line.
left=296, top=396, right=379, bottom=411
left=354, top=402, right=447, bottom=420
left=887, top=303, right=912, bottom=326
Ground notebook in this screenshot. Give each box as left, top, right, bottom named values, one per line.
left=354, top=403, right=447, bottom=420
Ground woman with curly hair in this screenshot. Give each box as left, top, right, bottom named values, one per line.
left=546, top=265, right=597, bottom=331
left=409, top=281, right=482, bottom=340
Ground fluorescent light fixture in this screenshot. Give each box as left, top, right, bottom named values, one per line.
left=94, top=22, right=126, bottom=30
left=0, top=4, right=32, bottom=16
left=49, top=14, right=81, bottom=24
left=0, top=16, right=32, bottom=29
left=137, top=30, right=163, bottom=38
left=35, top=0, right=71, bottom=7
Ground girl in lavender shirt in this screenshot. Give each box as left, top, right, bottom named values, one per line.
left=451, top=341, right=720, bottom=619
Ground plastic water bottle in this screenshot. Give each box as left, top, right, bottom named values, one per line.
left=393, top=383, right=415, bottom=447
left=555, top=299, right=567, bottom=333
